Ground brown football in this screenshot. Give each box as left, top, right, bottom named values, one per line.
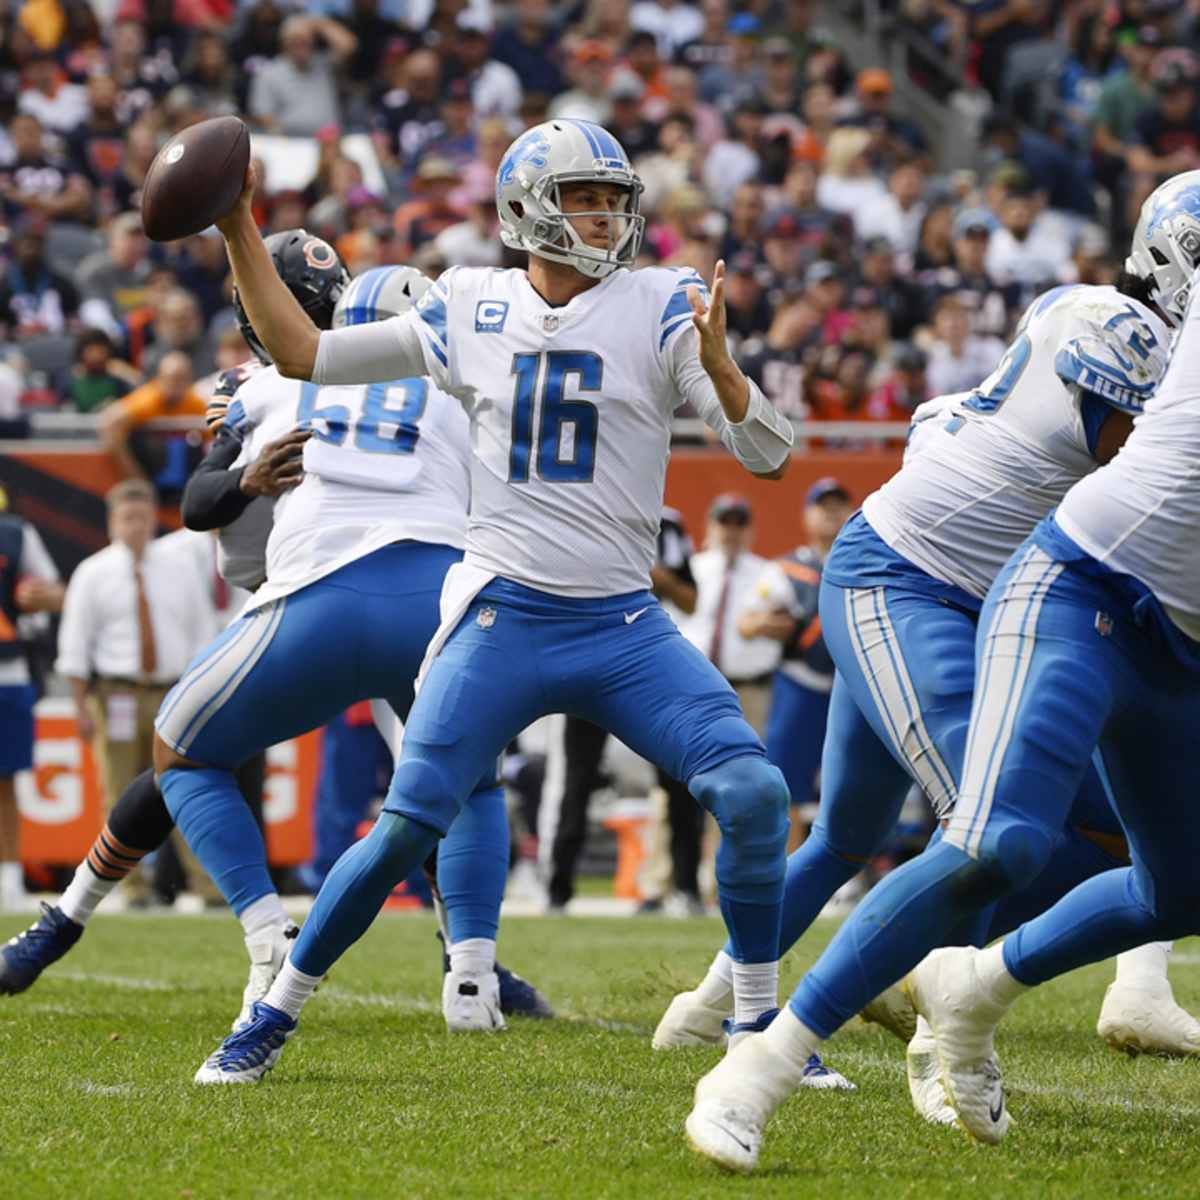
left=141, top=116, right=251, bottom=243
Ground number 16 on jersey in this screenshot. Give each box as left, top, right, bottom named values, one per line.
left=508, top=350, right=602, bottom=484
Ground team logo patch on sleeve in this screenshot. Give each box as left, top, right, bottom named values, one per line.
left=475, top=301, right=510, bottom=333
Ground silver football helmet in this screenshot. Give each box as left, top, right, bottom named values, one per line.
left=1125, top=170, right=1200, bottom=325
left=334, top=264, right=432, bottom=327
left=495, top=119, right=645, bottom=279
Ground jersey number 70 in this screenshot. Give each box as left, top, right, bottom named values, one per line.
left=508, top=351, right=601, bottom=483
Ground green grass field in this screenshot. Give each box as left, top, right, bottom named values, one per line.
left=2, top=912, right=1199, bottom=1200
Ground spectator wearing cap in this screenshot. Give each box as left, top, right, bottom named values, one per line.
left=838, top=68, right=928, bottom=167
left=549, top=40, right=614, bottom=124
left=980, top=112, right=1094, bottom=219
left=0, top=113, right=91, bottom=224
left=723, top=253, right=773, bottom=347
left=739, top=296, right=820, bottom=420
left=623, top=30, right=670, bottom=105
left=702, top=96, right=768, bottom=209
left=844, top=285, right=893, bottom=372
left=737, top=478, right=851, bottom=847
left=173, top=230, right=232, bottom=328
left=425, top=79, right=479, bottom=172
left=492, top=0, right=566, bottom=98
left=606, top=71, right=659, bottom=160
left=683, top=494, right=778, bottom=734
left=18, top=48, right=89, bottom=135
left=698, top=12, right=766, bottom=106
left=1092, top=26, right=1158, bottom=201
left=858, top=235, right=930, bottom=340
left=630, top=0, right=705, bottom=59
left=925, top=295, right=1006, bottom=398
left=920, top=208, right=1019, bottom=340
left=372, top=47, right=443, bottom=179
left=759, top=208, right=807, bottom=295
left=0, top=216, right=81, bottom=339
left=984, top=179, right=1073, bottom=293
left=793, top=81, right=837, bottom=163
left=449, top=11, right=523, bottom=119
left=814, top=126, right=887, bottom=217
left=762, top=37, right=801, bottom=114
left=805, top=259, right=852, bottom=343
left=393, top=157, right=468, bottom=255
left=1128, top=52, right=1200, bottom=219
left=248, top=13, right=358, bottom=136
left=867, top=341, right=931, bottom=422
left=852, top=158, right=927, bottom=255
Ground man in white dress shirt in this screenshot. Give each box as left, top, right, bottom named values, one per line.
left=684, top=493, right=780, bottom=734
left=56, top=479, right=214, bottom=894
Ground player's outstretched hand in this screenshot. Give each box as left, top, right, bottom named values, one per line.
left=216, top=161, right=259, bottom=237
left=240, top=427, right=311, bottom=499
left=689, top=259, right=732, bottom=376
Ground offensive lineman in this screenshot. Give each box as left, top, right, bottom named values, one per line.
left=686, top=173, right=1200, bottom=1169
left=195, top=117, right=796, bottom=1083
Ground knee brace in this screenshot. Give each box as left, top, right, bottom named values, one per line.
left=692, top=755, right=789, bottom=891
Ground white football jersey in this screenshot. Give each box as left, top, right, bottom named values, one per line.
left=231, top=366, right=469, bottom=611
left=1057, top=281, right=1200, bottom=640
left=405, top=264, right=767, bottom=597
left=864, top=284, right=1171, bottom=599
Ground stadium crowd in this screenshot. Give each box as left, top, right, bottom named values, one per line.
left=0, top=0, right=1191, bottom=433
left=2, top=0, right=1198, bottom=908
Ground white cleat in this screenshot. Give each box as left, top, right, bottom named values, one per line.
left=652, top=989, right=732, bottom=1049
left=1097, top=980, right=1200, bottom=1057
left=860, top=982, right=918, bottom=1043
left=903, top=947, right=1011, bottom=1144
left=685, top=1031, right=799, bottom=1172
left=234, top=922, right=300, bottom=1031
left=906, top=1016, right=957, bottom=1126
left=443, top=970, right=506, bottom=1033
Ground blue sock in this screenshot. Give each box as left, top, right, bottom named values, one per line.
left=1002, top=867, right=1165, bottom=986
left=788, top=839, right=1010, bottom=1038
left=291, top=811, right=439, bottom=977
left=159, top=767, right=273, bottom=915
left=438, top=784, right=508, bottom=943
left=720, top=832, right=858, bottom=962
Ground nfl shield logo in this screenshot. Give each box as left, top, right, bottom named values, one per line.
left=477, top=606, right=497, bottom=629
left=542, top=314, right=559, bottom=333
left=1095, top=611, right=1113, bottom=637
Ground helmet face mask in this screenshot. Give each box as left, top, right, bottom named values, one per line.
left=1125, top=171, right=1200, bottom=326
left=234, top=228, right=350, bottom=363
left=497, top=120, right=646, bottom=279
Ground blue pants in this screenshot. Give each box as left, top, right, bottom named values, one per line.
left=788, top=522, right=1200, bottom=1037
left=0, top=682, right=35, bottom=776
left=764, top=672, right=830, bottom=809
left=156, top=543, right=504, bottom=923
left=288, top=578, right=789, bottom=978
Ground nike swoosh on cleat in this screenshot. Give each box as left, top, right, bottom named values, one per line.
left=624, top=607, right=650, bottom=624
left=989, top=1096, right=1005, bottom=1124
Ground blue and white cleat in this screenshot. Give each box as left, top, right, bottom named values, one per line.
left=798, top=1053, right=856, bottom=1091
left=723, top=1007, right=779, bottom=1050
left=652, top=988, right=731, bottom=1049
left=194, top=1001, right=296, bottom=1084
left=0, top=903, right=83, bottom=995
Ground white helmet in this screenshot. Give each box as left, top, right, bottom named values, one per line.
left=495, top=119, right=645, bottom=279
left=334, top=265, right=432, bottom=327
left=1125, top=170, right=1200, bottom=325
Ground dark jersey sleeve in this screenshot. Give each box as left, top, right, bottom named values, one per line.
left=181, top=428, right=252, bottom=531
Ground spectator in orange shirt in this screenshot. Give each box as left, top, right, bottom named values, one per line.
left=393, top=156, right=468, bottom=254
left=100, top=351, right=206, bottom=481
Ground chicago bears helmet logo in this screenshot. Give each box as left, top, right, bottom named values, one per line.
left=302, top=238, right=337, bottom=270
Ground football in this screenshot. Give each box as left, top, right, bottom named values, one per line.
left=140, top=116, right=250, bottom=243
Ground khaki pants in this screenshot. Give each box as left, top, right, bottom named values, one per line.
left=89, top=680, right=220, bottom=903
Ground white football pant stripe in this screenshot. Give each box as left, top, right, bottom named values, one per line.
left=845, top=586, right=958, bottom=816
left=948, top=546, right=1063, bottom=857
